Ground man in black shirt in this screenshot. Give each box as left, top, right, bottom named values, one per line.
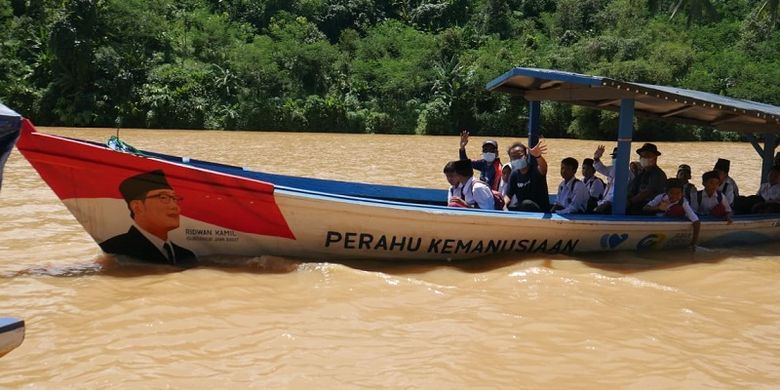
left=503, top=141, right=549, bottom=212
left=627, top=143, right=667, bottom=214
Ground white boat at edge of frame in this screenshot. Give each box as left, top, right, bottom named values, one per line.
left=0, top=318, right=24, bottom=358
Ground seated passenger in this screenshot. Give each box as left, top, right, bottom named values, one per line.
left=499, top=162, right=512, bottom=194
left=593, top=146, right=618, bottom=214
left=752, top=165, right=780, bottom=214
left=551, top=157, right=588, bottom=214
left=714, top=158, right=739, bottom=207
left=506, top=140, right=549, bottom=175
left=643, top=178, right=700, bottom=247
left=676, top=164, right=697, bottom=204
left=458, top=130, right=502, bottom=191
left=503, top=142, right=549, bottom=212
left=693, top=171, right=732, bottom=223
left=444, top=159, right=495, bottom=210
left=629, top=160, right=641, bottom=180
left=581, top=158, right=605, bottom=213
left=443, top=161, right=464, bottom=207
left=627, top=143, right=667, bottom=214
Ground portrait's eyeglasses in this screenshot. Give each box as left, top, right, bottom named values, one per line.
left=144, top=194, right=184, bottom=204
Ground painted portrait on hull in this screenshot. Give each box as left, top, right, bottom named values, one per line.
left=99, top=169, right=197, bottom=267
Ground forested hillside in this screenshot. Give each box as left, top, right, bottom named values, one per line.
left=2, top=0, right=779, bottom=140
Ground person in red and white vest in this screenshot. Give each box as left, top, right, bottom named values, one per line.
left=691, top=170, right=733, bottom=223
left=643, top=178, right=701, bottom=248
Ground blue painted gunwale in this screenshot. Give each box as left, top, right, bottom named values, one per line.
left=79, top=139, right=779, bottom=224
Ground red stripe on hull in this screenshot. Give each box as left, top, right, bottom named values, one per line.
left=16, top=120, right=295, bottom=239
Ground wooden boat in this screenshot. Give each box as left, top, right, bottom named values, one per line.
left=0, top=317, right=24, bottom=358
left=4, top=68, right=780, bottom=264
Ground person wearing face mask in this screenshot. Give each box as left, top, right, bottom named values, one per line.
left=627, top=143, right=667, bottom=214
left=459, top=130, right=502, bottom=191
left=503, top=141, right=550, bottom=212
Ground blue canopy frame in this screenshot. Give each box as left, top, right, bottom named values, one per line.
left=486, top=67, right=780, bottom=215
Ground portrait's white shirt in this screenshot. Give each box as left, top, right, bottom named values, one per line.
left=133, top=222, right=173, bottom=260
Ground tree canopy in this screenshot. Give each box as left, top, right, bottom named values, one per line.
left=2, top=0, right=780, bottom=140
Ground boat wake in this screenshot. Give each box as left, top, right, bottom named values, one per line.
left=0, top=253, right=303, bottom=278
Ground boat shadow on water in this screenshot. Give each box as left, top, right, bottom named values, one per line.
left=572, top=241, right=780, bottom=274
left=0, top=254, right=301, bottom=278
left=321, top=240, right=780, bottom=276
left=4, top=241, right=778, bottom=279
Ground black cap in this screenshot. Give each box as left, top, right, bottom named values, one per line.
left=635, top=143, right=661, bottom=156
left=666, top=178, right=683, bottom=189
left=610, top=147, right=618, bottom=157
left=118, top=170, right=173, bottom=203
left=714, top=158, right=730, bottom=173
left=482, top=139, right=498, bottom=148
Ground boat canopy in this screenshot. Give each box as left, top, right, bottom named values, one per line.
left=486, top=67, right=780, bottom=135
left=486, top=67, right=779, bottom=215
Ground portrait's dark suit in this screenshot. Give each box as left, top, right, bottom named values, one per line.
left=100, top=226, right=197, bottom=267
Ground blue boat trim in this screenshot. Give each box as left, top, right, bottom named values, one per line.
left=276, top=185, right=780, bottom=223
left=75, top=137, right=780, bottom=224
left=78, top=138, right=446, bottom=205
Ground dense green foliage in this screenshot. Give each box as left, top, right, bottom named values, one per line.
left=1, top=0, right=780, bottom=140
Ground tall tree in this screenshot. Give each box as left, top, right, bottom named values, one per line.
left=669, top=0, right=718, bottom=25
left=758, top=0, right=778, bottom=28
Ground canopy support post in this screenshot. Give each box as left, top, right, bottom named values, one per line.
left=612, top=99, right=634, bottom=216
left=761, top=133, right=777, bottom=183
left=747, top=134, right=763, bottom=155
left=527, top=101, right=541, bottom=148
left=748, top=133, right=778, bottom=184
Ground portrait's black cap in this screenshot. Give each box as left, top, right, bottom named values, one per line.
left=635, top=143, right=661, bottom=156
left=610, top=147, right=618, bottom=157
left=119, top=170, right=172, bottom=203
left=714, top=158, right=730, bottom=173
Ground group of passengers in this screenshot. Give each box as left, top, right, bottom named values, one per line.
left=444, top=132, right=780, bottom=221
